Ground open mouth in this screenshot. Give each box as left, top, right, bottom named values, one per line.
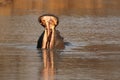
left=47, top=29, right=52, bottom=43
left=44, top=28, right=53, bottom=49
left=39, top=15, right=58, bottom=49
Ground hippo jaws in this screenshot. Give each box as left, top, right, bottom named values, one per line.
left=37, top=14, right=65, bottom=49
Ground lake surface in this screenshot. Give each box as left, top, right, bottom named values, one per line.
left=0, top=0, right=120, bottom=80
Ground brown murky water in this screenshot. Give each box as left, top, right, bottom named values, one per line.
left=0, top=0, right=120, bottom=80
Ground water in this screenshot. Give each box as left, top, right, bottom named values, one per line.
left=0, top=0, right=120, bottom=80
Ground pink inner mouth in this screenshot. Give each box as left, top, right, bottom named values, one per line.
left=45, top=27, right=53, bottom=49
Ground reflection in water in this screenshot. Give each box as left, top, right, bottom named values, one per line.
left=0, top=46, right=59, bottom=80
left=39, top=50, right=60, bottom=80
left=0, top=15, right=120, bottom=80
left=0, top=0, right=120, bottom=80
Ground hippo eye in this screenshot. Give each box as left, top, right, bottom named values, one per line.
left=41, top=20, right=46, bottom=25
left=50, top=19, right=56, bottom=26
left=52, top=18, right=57, bottom=26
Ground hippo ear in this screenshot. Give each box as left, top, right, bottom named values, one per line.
left=38, top=16, right=42, bottom=24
